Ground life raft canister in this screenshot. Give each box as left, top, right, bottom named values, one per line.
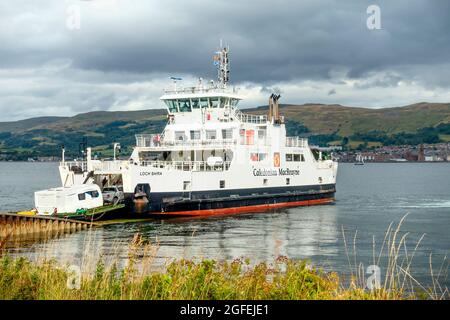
left=273, top=152, right=280, bottom=167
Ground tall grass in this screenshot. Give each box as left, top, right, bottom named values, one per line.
left=0, top=214, right=448, bottom=300
left=0, top=254, right=409, bottom=300
left=341, top=213, right=449, bottom=300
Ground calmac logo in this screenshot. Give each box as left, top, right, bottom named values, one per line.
left=253, top=168, right=300, bottom=176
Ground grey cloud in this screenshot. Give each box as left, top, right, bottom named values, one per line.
left=1, top=1, right=450, bottom=83
left=354, top=72, right=403, bottom=89
left=0, top=0, right=449, bottom=121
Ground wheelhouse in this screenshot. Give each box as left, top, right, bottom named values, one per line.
left=162, top=95, right=241, bottom=114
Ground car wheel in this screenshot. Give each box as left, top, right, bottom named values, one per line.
left=113, top=196, right=119, bottom=205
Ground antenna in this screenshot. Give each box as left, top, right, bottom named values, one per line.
left=213, top=42, right=230, bottom=88
left=170, top=76, right=182, bottom=91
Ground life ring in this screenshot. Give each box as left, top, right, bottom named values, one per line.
left=273, top=152, right=280, bottom=167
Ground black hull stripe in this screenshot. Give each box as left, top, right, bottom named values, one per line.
left=125, top=184, right=336, bottom=214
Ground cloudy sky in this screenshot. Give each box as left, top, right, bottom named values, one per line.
left=1, top=0, right=450, bottom=121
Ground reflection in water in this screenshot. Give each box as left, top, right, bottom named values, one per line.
left=7, top=205, right=339, bottom=273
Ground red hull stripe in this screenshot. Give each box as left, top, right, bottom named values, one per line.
left=152, top=197, right=335, bottom=216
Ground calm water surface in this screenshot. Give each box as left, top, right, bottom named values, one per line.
left=0, top=162, right=449, bottom=287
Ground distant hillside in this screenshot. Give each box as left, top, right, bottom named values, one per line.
left=249, top=102, right=450, bottom=148
left=248, top=102, right=450, bottom=136
left=0, top=103, right=449, bottom=160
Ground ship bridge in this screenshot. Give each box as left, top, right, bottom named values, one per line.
left=160, top=88, right=243, bottom=124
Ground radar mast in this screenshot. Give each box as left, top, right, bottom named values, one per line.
left=213, top=42, right=230, bottom=88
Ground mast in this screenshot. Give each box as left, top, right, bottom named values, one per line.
left=214, top=43, right=230, bottom=88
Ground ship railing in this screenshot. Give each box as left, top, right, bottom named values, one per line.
left=286, top=136, right=308, bottom=148
left=136, top=134, right=237, bottom=148
left=234, top=109, right=268, bottom=124
left=92, top=160, right=124, bottom=172
left=61, top=161, right=88, bottom=173
left=139, top=160, right=231, bottom=171
left=163, top=86, right=232, bottom=95
left=317, top=160, right=334, bottom=169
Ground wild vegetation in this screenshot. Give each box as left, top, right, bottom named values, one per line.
left=0, top=215, right=448, bottom=300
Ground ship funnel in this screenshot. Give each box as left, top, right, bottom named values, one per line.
left=268, top=94, right=282, bottom=124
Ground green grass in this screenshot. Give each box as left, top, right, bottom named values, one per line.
left=439, top=134, right=450, bottom=142
left=0, top=214, right=447, bottom=300
left=0, top=255, right=411, bottom=300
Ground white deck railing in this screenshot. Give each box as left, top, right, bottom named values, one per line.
left=92, top=160, right=124, bottom=172
left=163, top=86, right=232, bottom=95
left=135, top=134, right=237, bottom=148
left=234, top=109, right=268, bottom=124
left=286, top=136, right=308, bottom=148
left=62, top=160, right=125, bottom=173
left=140, top=160, right=231, bottom=171
left=61, top=161, right=87, bottom=172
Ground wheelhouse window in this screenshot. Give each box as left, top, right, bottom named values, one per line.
left=231, top=99, right=239, bottom=107
left=206, top=130, right=217, bottom=140
left=165, top=100, right=178, bottom=113
left=199, top=98, right=208, bottom=108
left=191, top=98, right=200, bottom=109
left=209, top=97, right=219, bottom=108
left=221, top=97, right=230, bottom=108
left=178, top=99, right=191, bottom=112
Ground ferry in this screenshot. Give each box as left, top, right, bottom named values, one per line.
left=58, top=46, right=338, bottom=217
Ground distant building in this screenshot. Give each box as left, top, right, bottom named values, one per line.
left=418, top=144, right=425, bottom=161
left=37, top=156, right=60, bottom=162
left=318, top=146, right=343, bottom=152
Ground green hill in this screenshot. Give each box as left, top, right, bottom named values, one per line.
left=1, top=102, right=449, bottom=160
left=248, top=102, right=450, bottom=136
